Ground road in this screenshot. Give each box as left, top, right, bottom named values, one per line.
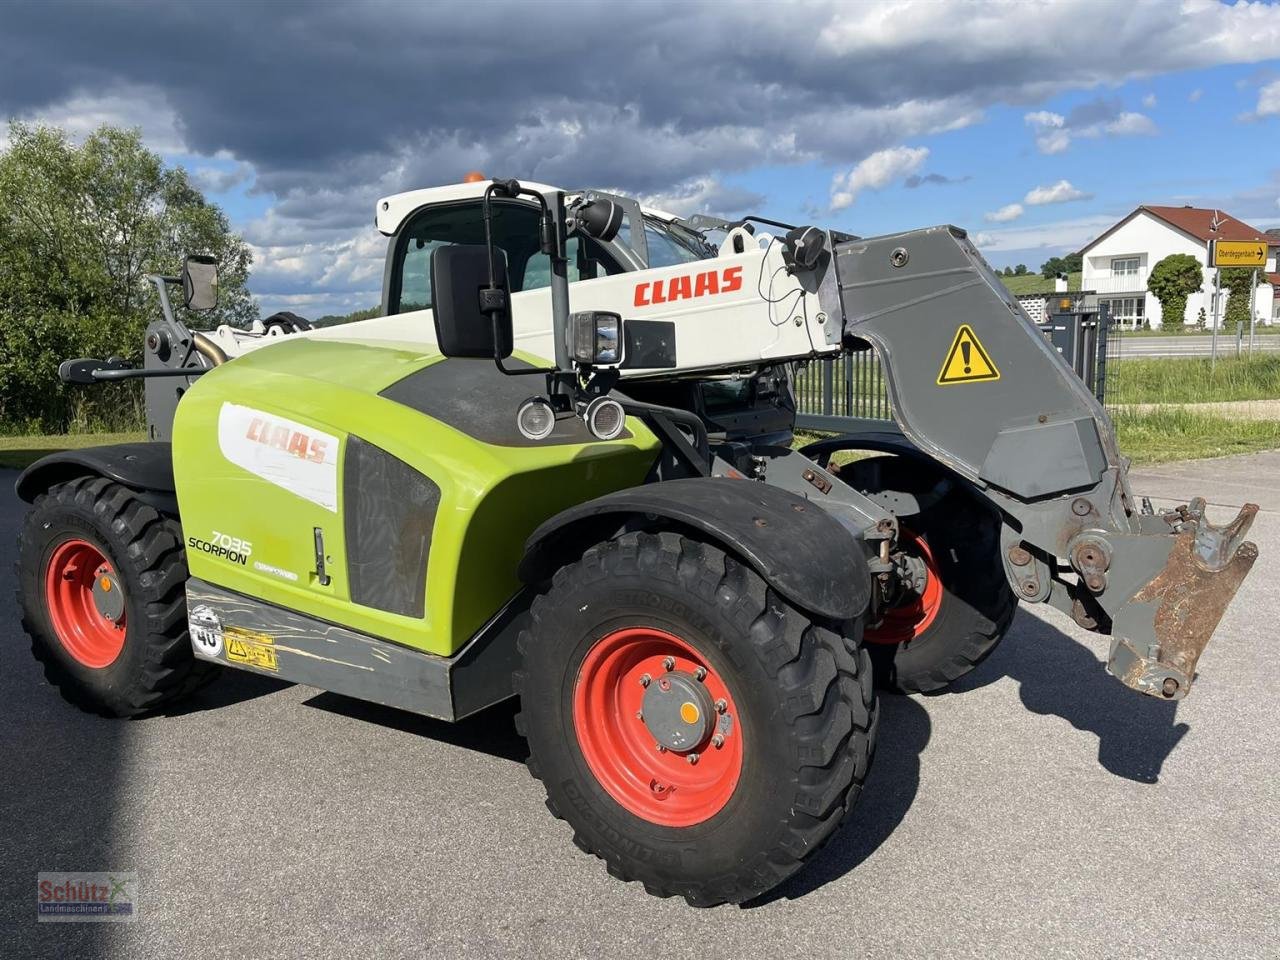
left=2, top=455, right=1278, bottom=960
left=1110, top=333, right=1280, bottom=359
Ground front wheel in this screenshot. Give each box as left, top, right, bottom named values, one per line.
left=515, top=531, right=877, bottom=907
left=850, top=459, right=1017, bottom=693
left=16, top=477, right=216, bottom=717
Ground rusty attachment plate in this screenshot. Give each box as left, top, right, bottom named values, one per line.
left=1108, top=500, right=1259, bottom=700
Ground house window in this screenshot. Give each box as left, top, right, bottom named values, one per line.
left=1101, top=297, right=1145, bottom=327
left=1111, top=257, right=1140, bottom=276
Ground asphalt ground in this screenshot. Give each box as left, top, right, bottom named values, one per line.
left=1111, top=334, right=1280, bottom=358
left=1, top=454, right=1277, bottom=960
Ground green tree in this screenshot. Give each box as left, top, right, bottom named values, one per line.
left=1014, top=263, right=1028, bottom=275
left=1147, top=253, right=1203, bottom=330
left=1040, top=251, right=1083, bottom=278
left=0, top=123, right=256, bottom=430
left=1219, top=267, right=1263, bottom=333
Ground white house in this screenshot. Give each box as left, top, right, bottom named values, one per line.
left=1079, top=206, right=1278, bottom=329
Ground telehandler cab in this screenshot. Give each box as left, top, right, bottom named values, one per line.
left=15, top=177, right=1258, bottom=906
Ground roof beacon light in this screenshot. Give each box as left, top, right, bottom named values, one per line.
left=463, top=171, right=486, bottom=183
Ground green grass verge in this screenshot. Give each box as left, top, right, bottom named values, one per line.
left=1109, top=355, right=1280, bottom=404
left=1111, top=408, right=1280, bottom=464
left=0, top=432, right=145, bottom=471
left=997, top=272, right=1081, bottom=296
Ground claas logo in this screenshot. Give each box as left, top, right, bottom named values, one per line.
left=245, top=417, right=328, bottom=463
left=634, top=266, right=743, bottom=307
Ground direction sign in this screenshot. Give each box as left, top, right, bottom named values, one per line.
left=1209, top=239, right=1268, bottom=267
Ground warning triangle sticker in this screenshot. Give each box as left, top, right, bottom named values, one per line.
left=937, top=324, right=999, bottom=385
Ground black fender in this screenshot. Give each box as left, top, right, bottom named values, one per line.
left=519, top=477, right=871, bottom=621
left=15, top=442, right=177, bottom=515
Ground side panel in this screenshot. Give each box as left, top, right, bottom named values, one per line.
left=173, top=341, right=659, bottom=657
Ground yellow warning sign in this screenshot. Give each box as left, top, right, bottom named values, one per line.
left=937, top=324, right=999, bottom=385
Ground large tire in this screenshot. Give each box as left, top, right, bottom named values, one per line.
left=16, top=476, right=217, bottom=717
left=514, top=530, right=877, bottom=907
left=847, top=458, right=1017, bottom=693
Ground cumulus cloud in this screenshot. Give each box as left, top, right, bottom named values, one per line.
left=830, top=146, right=928, bottom=209
left=904, top=172, right=969, bottom=188
left=1025, top=97, right=1156, bottom=153
left=985, top=203, right=1024, bottom=223
left=1024, top=179, right=1092, bottom=205
left=1142, top=92, right=1157, bottom=108
left=639, top=177, right=766, bottom=218
left=4, top=0, right=1279, bottom=313
left=1256, top=79, right=1280, bottom=117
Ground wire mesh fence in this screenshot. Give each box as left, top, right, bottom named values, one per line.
left=793, top=306, right=1113, bottom=432
left=792, top=347, right=892, bottom=426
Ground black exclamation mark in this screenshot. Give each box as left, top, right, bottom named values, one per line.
left=961, top=340, right=972, bottom=374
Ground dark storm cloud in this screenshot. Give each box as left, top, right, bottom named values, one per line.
left=5, top=0, right=1276, bottom=313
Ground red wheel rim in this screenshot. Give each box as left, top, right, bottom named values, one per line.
left=44, top=538, right=127, bottom=668
left=573, top=627, right=744, bottom=827
left=865, top=529, right=943, bottom=645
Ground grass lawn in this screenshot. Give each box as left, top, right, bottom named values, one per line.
left=0, top=431, right=145, bottom=471
left=1111, top=408, right=1280, bottom=464
left=998, top=271, right=1081, bottom=296
left=1109, top=355, right=1280, bottom=404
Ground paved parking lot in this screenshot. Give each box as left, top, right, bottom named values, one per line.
left=2, top=454, right=1277, bottom=959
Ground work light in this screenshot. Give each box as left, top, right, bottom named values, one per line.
left=568, top=311, right=624, bottom=367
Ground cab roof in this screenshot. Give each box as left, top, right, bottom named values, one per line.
left=375, top=180, right=677, bottom=236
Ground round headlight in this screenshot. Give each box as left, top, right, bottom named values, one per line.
left=516, top=397, right=557, bottom=440
left=584, top=396, right=625, bottom=441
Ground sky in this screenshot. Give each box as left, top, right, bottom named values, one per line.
left=3, top=0, right=1280, bottom=318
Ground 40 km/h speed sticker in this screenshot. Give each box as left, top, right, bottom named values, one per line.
left=937, top=324, right=1000, bottom=385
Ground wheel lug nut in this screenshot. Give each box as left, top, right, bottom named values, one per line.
left=687, top=752, right=699, bottom=765
left=714, top=699, right=727, bottom=714
left=711, top=735, right=724, bottom=749
left=639, top=673, right=651, bottom=687
left=662, top=656, right=675, bottom=671
left=694, top=666, right=707, bottom=681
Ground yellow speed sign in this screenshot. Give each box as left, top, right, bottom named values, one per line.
left=1210, top=240, right=1268, bottom=267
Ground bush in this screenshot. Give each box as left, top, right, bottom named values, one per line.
left=1147, top=254, right=1203, bottom=329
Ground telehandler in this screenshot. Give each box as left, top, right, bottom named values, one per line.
left=14, top=177, right=1258, bottom=906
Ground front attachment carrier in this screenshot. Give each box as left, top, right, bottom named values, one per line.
left=1108, top=498, right=1258, bottom=700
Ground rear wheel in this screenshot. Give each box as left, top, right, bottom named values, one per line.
left=515, top=530, right=876, bottom=907
left=16, top=477, right=217, bottom=717
left=845, top=457, right=1017, bottom=693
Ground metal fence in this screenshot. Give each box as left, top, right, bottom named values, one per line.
left=793, top=304, right=1113, bottom=432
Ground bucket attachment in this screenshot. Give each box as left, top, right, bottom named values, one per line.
left=1108, top=498, right=1259, bottom=700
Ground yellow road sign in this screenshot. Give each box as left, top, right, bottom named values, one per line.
left=937, top=324, right=999, bottom=385
left=1210, top=239, right=1268, bottom=268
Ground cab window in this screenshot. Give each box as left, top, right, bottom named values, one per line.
left=390, top=200, right=623, bottom=314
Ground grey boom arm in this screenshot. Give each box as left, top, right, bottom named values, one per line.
left=829, top=225, right=1257, bottom=700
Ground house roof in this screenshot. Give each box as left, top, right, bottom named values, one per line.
left=1267, top=272, right=1280, bottom=287
left=1081, top=205, right=1277, bottom=253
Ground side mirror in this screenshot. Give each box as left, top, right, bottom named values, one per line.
left=182, top=255, right=219, bottom=311
left=430, top=244, right=513, bottom=359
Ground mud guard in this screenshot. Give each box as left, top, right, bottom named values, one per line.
left=519, top=477, right=872, bottom=622
left=15, top=443, right=177, bottom=515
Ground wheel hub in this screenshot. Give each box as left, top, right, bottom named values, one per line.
left=91, top=568, right=126, bottom=624
left=641, top=670, right=714, bottom=751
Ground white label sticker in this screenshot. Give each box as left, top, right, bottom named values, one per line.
left=217, top=402, right=339, bottom=512
left=189, top=604, right=224, bottom=658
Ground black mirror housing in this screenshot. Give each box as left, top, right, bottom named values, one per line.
left=430, top=244, right=513, bottom=359
left=182, top=255, right=219, bottom=311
